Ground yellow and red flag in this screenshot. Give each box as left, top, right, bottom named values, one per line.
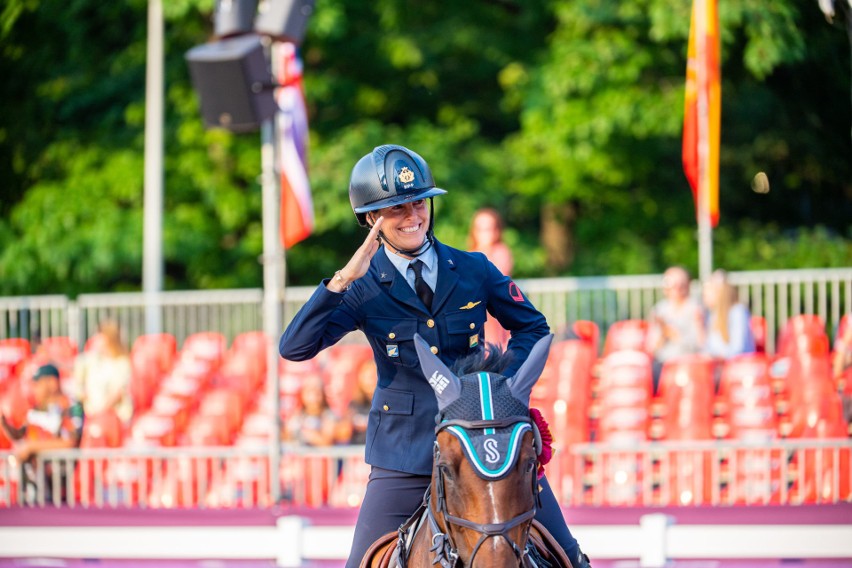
left=682, top=0, right=721, bottom=227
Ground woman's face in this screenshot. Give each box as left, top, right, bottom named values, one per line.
left=472, top=212, right=500, bottom=247
left=371, top=199, right=429, bottom=253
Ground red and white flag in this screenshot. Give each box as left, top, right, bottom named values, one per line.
left=272, top=42, right=313, bottom=249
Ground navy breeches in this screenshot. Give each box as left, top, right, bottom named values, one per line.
left=345, top=467, right=580, bottom=568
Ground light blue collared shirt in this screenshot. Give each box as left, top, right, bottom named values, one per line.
left=383, top=244, right=438, bottom=294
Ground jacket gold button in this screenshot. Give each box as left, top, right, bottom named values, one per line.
left=427, top=319, right=435, bottom=328
left=430, top=346, right=438, bottom=354
left=383, top=404, right=389, bottom=411
left=388, top=332, right=396, bottom=339
left=469, top=323, right=475, bottom=329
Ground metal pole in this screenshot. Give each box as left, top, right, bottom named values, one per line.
left=143, top=0, right=164, bottom=334
left=696, top=0, right=713, bottom=282
left=261, top=115, right=284, bottom=504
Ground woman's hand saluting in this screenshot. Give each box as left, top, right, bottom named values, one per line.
left=327, top=216, right=384, bottom=293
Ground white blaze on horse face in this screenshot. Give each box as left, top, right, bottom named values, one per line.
left=429, top=370, right=450, bottom=394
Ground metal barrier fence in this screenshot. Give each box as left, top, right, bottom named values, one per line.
left=2, top=438, right=849, bottom=509
left=1, top=268, right=850, bottom=353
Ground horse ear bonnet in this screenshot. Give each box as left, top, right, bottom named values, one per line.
left=440, top=371, right=533, bottom=480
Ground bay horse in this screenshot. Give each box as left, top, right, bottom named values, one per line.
left=361, top=333, right=572, bottom=568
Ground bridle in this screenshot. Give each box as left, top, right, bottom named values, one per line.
left=427, top=416, right=541, bottom=567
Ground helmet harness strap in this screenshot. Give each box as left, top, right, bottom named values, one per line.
left=369, top=198, right=436, bottom=258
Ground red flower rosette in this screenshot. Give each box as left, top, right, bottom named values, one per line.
left=529, top=407, right=554, bottom=479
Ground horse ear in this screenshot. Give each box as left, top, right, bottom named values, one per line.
left=507, top=334, right=554, bottom=406
left=414, top=333, right=461, bottom=411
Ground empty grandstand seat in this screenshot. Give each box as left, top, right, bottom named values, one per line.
left=129, top=412, right=177, bottom=447
left=231, top=331, right=268, bottom=359
left=654, top=355, right=716, bottom=440
left=0, top=339, right=29, bottom=389
left=717, top=354, right=777, bottom=441
left=571, top=320, right=600, bottom=357
left=777, top=315, right=829, bottom=359
left=132, top=333, right=177, bottom=373
left=602, top=320, right=649, bottom=356
left=184, top=414, right=233, bottom=446
left=595, top=350, right=653, bottom=443
left=198, top=387, right=246, bottom=437
left=538, top=340, right=595, bottom=446
left=181, top=332, right=226, bottom=365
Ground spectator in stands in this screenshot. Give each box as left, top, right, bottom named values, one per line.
left=279, top=145, right=588, bottom=568
left=339, top=358, right=378, bottom=445
left=833, top=318, right=852, bottom=433
left=468, top=207, right=514, bottom=348
left=72, top=320, right=133, bottom=425
left=282, top=376, right=340, bottom=447
left=702, top=269, right=755, bottom=360
left=0, top=363, right=84, bottom=504
left=645, top=266, right=705, bottom=391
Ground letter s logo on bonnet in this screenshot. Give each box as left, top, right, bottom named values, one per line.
left=484, top=438, right=501, bottom=464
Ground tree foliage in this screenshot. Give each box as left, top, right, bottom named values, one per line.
left=0, top=0, right=849, bottom=295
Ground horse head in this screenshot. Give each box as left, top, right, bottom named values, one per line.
left=414, top=333, right=553, bottom=567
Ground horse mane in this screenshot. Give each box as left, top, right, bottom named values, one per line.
left=451, top=343, right=515, bottom=376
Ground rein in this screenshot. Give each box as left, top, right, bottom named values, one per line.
left=427, top=416, right=540, bottom=567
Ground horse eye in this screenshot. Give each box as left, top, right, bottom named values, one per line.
left=439, top=464, right=454, bottom=480
left=524, top=459, right=536, bottom=474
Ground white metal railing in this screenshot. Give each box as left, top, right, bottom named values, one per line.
left=2, top=437, right=849, bottom=509
left=2, top=268, right=848, bottom=354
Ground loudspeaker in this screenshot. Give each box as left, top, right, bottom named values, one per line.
left=255, top=0, right=315, bottom=44
left=214, top=0, right=258, bottom=38
left=185, top=35, right=278, bottom=133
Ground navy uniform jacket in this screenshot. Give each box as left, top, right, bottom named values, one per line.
left=279, top=239, right=549, bottom=475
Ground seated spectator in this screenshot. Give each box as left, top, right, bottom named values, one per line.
left=645, top=266, right=705, bottom=391
left=72, top=320, right=133, bottom=425
left=282, top=376, right=340, bottom=447
left=340, top=358, right=378, bottom=445
left=702, top=269, right=756, bottom=360
left=0, top=364, right=84, bottom=504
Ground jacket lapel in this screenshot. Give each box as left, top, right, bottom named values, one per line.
left=431, top=241, right=459, bottom=313
left=374, top=247, right=426, bottom=313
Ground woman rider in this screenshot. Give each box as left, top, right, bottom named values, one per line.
left=279, top=144, right=590, bottom=568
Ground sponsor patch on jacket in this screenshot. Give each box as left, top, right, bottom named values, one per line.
left=386, top=344, right=399, bottom=358
left=469, top=334, right=479, bottom=348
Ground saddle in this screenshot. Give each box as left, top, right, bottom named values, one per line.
left=359, top=515, right=573, bottom=568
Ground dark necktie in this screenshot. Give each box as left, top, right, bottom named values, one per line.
left=410, top=260, right=434, bottom=310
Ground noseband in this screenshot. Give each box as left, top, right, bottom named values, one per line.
left=428, top=416, right=540, bottom=567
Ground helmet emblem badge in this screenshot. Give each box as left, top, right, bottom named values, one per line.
left=397, top=166, right=415, bottom=185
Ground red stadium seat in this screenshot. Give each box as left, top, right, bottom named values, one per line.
left=184, top=414, right=233, bottom=446
left=0, top=339, right=29, bottom=391
left=198, top=387, right=246, bottom=438
left=777, top=315, right=829, bottom=359
left=572, top=320, right=601, bottom=357
left=181, top=332, right=226, bottom=366
left=129, top=412, right=177, bottom=447
left=602, top=320, right=649, bottom=356
left=655, top=355, right=716, bottom=441
left=717, top=354, right=778, bottom=441
left=595, top=350, right=653, bottom=443
left=538, top=340, right=595, bottom=446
